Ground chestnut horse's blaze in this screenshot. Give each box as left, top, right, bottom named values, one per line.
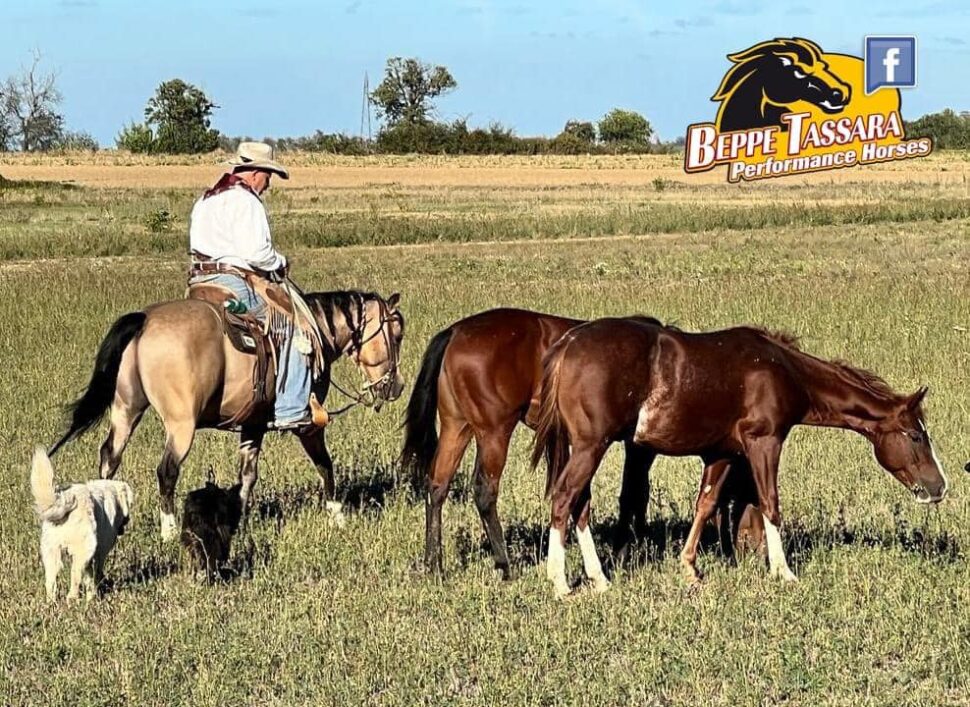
left=532, top=317, right=947, bottom=599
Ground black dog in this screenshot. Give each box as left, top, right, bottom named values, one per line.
left=180, top=480, right=243, bottom=580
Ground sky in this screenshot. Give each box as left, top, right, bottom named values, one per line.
left=1, top=0, right=968, bottom=146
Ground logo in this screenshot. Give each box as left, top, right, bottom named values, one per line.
left=684, top=37, right=932, bottom=182
left=865, top=36, right=917, bottom=93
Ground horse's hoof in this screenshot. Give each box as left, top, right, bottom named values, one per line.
left=769, top=566, right=799, bottom=583
left=324, top=501, right=346, bottom=528
left=552, top=581, right=572, bottom=600
left=590, top=576, right=611, bottom=594
left=160, top=512, right=178, bottom=542
left=682, top=563, right=704, bottom=587
left=496, top=565, right=517, bottom=582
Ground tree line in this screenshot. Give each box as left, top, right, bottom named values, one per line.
left=2, top=53, right=968, bottom=154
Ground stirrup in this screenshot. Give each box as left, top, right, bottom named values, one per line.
left=310, top=393, right=330, bottom=427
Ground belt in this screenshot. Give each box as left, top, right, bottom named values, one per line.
left=188, top=262, right=276, bottom=285
left=190, top=261, right=251, bottom=275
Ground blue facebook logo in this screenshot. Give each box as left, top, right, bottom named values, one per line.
left=865, top=36, right=917, bottom=94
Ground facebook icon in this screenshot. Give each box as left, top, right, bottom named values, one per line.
left=865, top=36, right=917, bottom=94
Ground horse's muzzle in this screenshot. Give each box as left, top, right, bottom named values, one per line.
left=913, top=484, right=946, bottom=504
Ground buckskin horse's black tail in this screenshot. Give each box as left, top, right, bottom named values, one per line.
left=49, top=312, right=147, bottom=456
left=401, top=326, right=454, bottom=496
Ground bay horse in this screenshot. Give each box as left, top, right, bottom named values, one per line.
left=403, top=308, right=678, bottom=579
left=532, top=317, right=948, bottom=598
left=50, top=290, right=405, bottom=539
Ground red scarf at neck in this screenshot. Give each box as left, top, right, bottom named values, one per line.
left=203, top=172, right=260, bottom=200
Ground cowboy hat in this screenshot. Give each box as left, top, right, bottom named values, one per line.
left=226, top=141, right=289, bottom=179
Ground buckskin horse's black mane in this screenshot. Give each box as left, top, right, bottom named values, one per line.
left=305, top=290, right=403, bottom=356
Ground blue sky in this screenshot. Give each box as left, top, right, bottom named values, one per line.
left=2, top=0, right=968, bottom=146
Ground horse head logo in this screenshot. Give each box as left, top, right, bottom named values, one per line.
left=713, top=37, right=852, bottom=132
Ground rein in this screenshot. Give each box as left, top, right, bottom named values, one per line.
left=319, top=296, right=400, bottom=419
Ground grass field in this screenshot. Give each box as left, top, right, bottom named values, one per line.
left=0, top=153, right=968, bottom=706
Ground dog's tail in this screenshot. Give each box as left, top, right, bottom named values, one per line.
left=30, top=446, right=76, bottom=523
left=49, top=311, right=147, bottom=456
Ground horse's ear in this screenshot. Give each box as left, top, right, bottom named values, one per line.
left=387, top=292, right=401, bottom=310
left=907, top=386, right=929, bottom=410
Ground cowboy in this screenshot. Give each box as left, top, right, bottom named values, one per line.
left=188, top=141, right=321, bottom=430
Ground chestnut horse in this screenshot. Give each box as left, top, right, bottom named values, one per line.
left=532, top=317, right=948, bottom=598
left=51, top=290, right=405, bottom=539
left=402, top=308, right=688, bottom=579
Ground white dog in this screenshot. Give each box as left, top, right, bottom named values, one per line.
left=30, top=446, right=133, bottom=601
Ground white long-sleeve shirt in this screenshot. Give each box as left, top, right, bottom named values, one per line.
left=188, top=186, right=287, bottom=272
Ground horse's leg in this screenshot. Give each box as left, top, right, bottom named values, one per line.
left=614, top=440, right=656, bottom=565
left=99, top=349, right=148, bottom=479
left=680, top=459, right=732, bottom=585
left=298, top=428, right=345, bottom=526
left=571, top=480, right=610, bottom=593
left=425, top=417, right=472, bottom=575
left=718, top=457, right=765, bottom=559
left=238, top=426, right=265, bottom=529
left=744, top=435, right=796, bottom=582
left=547, top=442, right=607, bottom=599
left=471, top=421, right=516, bottom=580
left=156, top=420, right=195, bottom=541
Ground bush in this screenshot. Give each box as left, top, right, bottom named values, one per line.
left=54, top=130, right=99, bottom=152
left=905, top=109, right=970, bottom=149
left=277, top=131, right=371, bottom=155
left=562, top=120, right=596, bottom=143
left=549, top=132, right=593, bottom=155
left=376, top=121, right=457, bottom=153
left=144, top=209, right=176, bottom=233
left=116, top=122, right=155, bottom=153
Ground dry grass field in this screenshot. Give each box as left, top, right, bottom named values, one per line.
left=0, top=152, right=968, bottom=706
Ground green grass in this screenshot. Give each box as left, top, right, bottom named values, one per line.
left=0, top=173, right=968, bottom=705
left=1, top=174, right=970, bottom=260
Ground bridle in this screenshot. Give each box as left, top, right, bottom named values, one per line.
left=327, top=296, right=402, bottom=417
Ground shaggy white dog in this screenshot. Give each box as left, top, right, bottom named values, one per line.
left=30, top=447, right=133, bottom=601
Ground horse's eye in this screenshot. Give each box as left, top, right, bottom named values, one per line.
left=907, top=430, right=922, bottom=443
left=793, top=69, right=807, bottom=79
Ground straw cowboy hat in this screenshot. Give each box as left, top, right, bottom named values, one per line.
left=226, top=141, right=289, bottom=179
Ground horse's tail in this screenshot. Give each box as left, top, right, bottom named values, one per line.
left=531, top=341, right=570, bottom=499
left=49, top=312, right=147, bottom=456
left=401, top=326, right=454, bottom=495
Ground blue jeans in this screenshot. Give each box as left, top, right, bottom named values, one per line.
left=192, top=273, right=312, bottom=423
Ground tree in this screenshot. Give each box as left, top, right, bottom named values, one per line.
left=1, top=52, right=64, bottom=152
left=905, top=109, right=970, bottom=149
left=142, top=79, right=220, bottom=153
left=598, top=108, right=652, bottom=144
left=370, top=57, right=457, bottom=126
left=0, top=107, right=12, bottom=151
left=562, top=120, right=596, bottom=143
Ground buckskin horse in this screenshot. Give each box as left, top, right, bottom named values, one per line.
left=50, top=289, right=405, bottom=539
left=713, top=37, right=852, bottom=131
left=532, top=317, right=948, bottom=599
left=403, top=308, right=704, bottom=579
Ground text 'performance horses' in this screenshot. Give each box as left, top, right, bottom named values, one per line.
left=51, top=290, right=405, bottom=538
left=533, top=318, right=947, bottom=598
